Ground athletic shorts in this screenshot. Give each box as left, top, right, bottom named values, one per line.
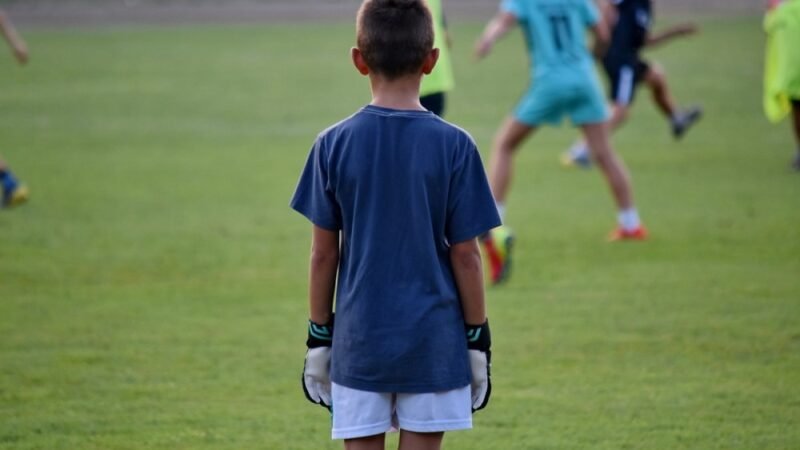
left=603, top=58, right=650, bottom=106
left=513, top=74, right=609, bottom=127
left=330, top=382, right=472, bottom=440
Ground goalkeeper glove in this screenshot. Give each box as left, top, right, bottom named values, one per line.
left=466, top=319, right=491, bottom=412
left=302, top=316, right=333, bottom=411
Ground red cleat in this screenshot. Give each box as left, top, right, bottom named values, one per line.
left=608, top=226, right=648, bottom=242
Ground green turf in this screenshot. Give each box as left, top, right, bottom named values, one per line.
left=1, top=16, right=798, bottom=450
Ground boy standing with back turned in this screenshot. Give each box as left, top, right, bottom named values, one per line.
left=290, top=1, right=500, bottom=449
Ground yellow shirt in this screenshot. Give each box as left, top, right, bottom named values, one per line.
left=420, top=0, right=455, bottom=96
left=764, top=0, right=800, bottom=122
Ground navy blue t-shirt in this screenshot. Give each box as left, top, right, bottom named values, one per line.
left=291, top=105, right=501, bottom=393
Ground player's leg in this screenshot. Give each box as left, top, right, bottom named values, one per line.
left=398, top=431, right=444, bottom=450
left=332, top=383, right=393, bottom=448
left=395, top=385, right=470, bottom=450
left=644, top=63, right=702, bottom=139
left=488, top=117, right=536, bottom=211
left=483, top=118, right=532, bottom=283
left=345, top=434, right=386, bottom=450
left=581, top=122, right=646, bottom=240
left=791, top=99, right=800, bottom=170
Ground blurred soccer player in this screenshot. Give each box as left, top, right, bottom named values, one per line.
left=292, top=1, right=498, bottom=448
left=419, top=0, right=455, bottom=116
left=764, top=0, right=800, bottom=170
left=475, top=0, right=647, bottom=283
left=0, top=9, right=29, bottom=208
left=563, top=0, right=702, bottom=168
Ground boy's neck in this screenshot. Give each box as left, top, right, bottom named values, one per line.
left=368, top=73, right=426, bottom=111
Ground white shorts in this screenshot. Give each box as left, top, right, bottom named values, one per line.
left=331, top=382, right=472, bottom=440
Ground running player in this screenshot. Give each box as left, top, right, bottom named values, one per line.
left=563, top=0, right=702, bottom=168
left=475, top=0, right=647, bottom=284
left=764, top=0, right=800, bottom=170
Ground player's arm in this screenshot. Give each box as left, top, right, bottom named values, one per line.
left=645, top=23, right=698, bottom=48
left=450, top=238, right=486, bottom=324
left=450, top=237, right=492, bottom=412
left=474, top=11, right=517, bottom=60
left=590, top=10, right=612, bottom=59
left=301, top=224, right=339, bottom=411
left=308, top=225, right=338, bottom=324
left=0, top=10, right=28, bottom=65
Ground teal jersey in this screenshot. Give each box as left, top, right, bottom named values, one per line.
left=501, top=0, right=600, bottom=79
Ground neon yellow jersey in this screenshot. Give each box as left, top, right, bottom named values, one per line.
left=764, top=0, right=800, bottom=122
left=420, top=0, right=455, bottom=96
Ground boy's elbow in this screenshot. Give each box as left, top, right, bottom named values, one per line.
left=310, top=245, right=339, bottom=268
left=450, top=239, right=482, bottom=270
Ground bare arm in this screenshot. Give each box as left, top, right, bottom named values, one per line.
left=308, top=225, right=339, bottom=325
left=450, top=238, right=487, bottom=325
left=0, top=11, right=28, bottom=65
left=474, top=11, right=518, bottom=60
left=645, top=23, right=698, bottom=49
left=590, top=15, right=611, bottom=59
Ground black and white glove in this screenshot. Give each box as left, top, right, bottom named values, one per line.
left=302, top=316, right=333, bottom=411
left=466, top=319, right=492, bottom=412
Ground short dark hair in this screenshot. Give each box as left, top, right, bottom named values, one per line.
left=356, top=0, right=434, bottom=79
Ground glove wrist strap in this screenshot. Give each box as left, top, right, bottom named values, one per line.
left=465, top=319, right=491, bottom=352
left=307, top=315, right=334, bottom=348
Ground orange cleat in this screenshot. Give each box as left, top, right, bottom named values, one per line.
left=608, top=226, right=648, bottom=242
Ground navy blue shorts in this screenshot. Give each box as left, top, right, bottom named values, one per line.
left=603, top=57, right=650, bottom=106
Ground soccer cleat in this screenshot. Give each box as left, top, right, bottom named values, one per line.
left=560, top=142, right=593, bottom=169
left=2, top=183, right=29, bottom=208
left=608, top=225, right=648, bottom=242
left=482, top=226, right=514, bottom=284
left=560, top=150, right=593, bottom=169
left=671, top=106, right=703, bottom=139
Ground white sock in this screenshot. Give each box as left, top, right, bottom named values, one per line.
left=617, top=207, right=641, bottom=231
left=495, top=202, right=506, bottom=223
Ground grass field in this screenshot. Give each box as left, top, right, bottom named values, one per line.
left=1, top=15, right=799, bottom=450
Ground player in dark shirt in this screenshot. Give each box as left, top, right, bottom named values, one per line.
left=563, top=0, right=702, bottom=168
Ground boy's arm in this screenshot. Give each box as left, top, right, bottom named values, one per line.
left=451, top=237, right=492, bottom=412
left=308, top=225, right=339, bottom=324
left=645, top=23, right=698, bottom=49
left=0, top=11, right=28, bottom=65
left=450, top=238, right=486, bottom=325
left=590, top=13, right=612, bottom=59
left=474, top=11, right=517, bottom=60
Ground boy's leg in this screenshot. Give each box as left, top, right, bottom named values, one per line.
left=484, top=117, right=533, bottom=283
left=581, top=122, right=633, bottom=210
left=398, top=431, right=444, bottom=450
left=488, top=117, right=536, bottom=207
left=344, top=434, right=386, bottom=450
left=792, top=99, right=800, bottom=170
left=582, top=121, right=646, bottom=239
left=643, top=64, right=676, bottom=118
left=644, top=64, right=702, bottom=139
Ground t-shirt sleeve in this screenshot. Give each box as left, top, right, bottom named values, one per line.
left=445, top=138, right=502, bottom=244
left=581, top=0, right=601, bottom=26
left=500, top=0, right=526, bottom=20
left=290, top=137, right=342, bottom=231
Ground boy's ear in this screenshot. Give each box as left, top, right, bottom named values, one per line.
left=422, top=48, right=440, bottom=75
left=351, top=47, right=370, bottom=75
